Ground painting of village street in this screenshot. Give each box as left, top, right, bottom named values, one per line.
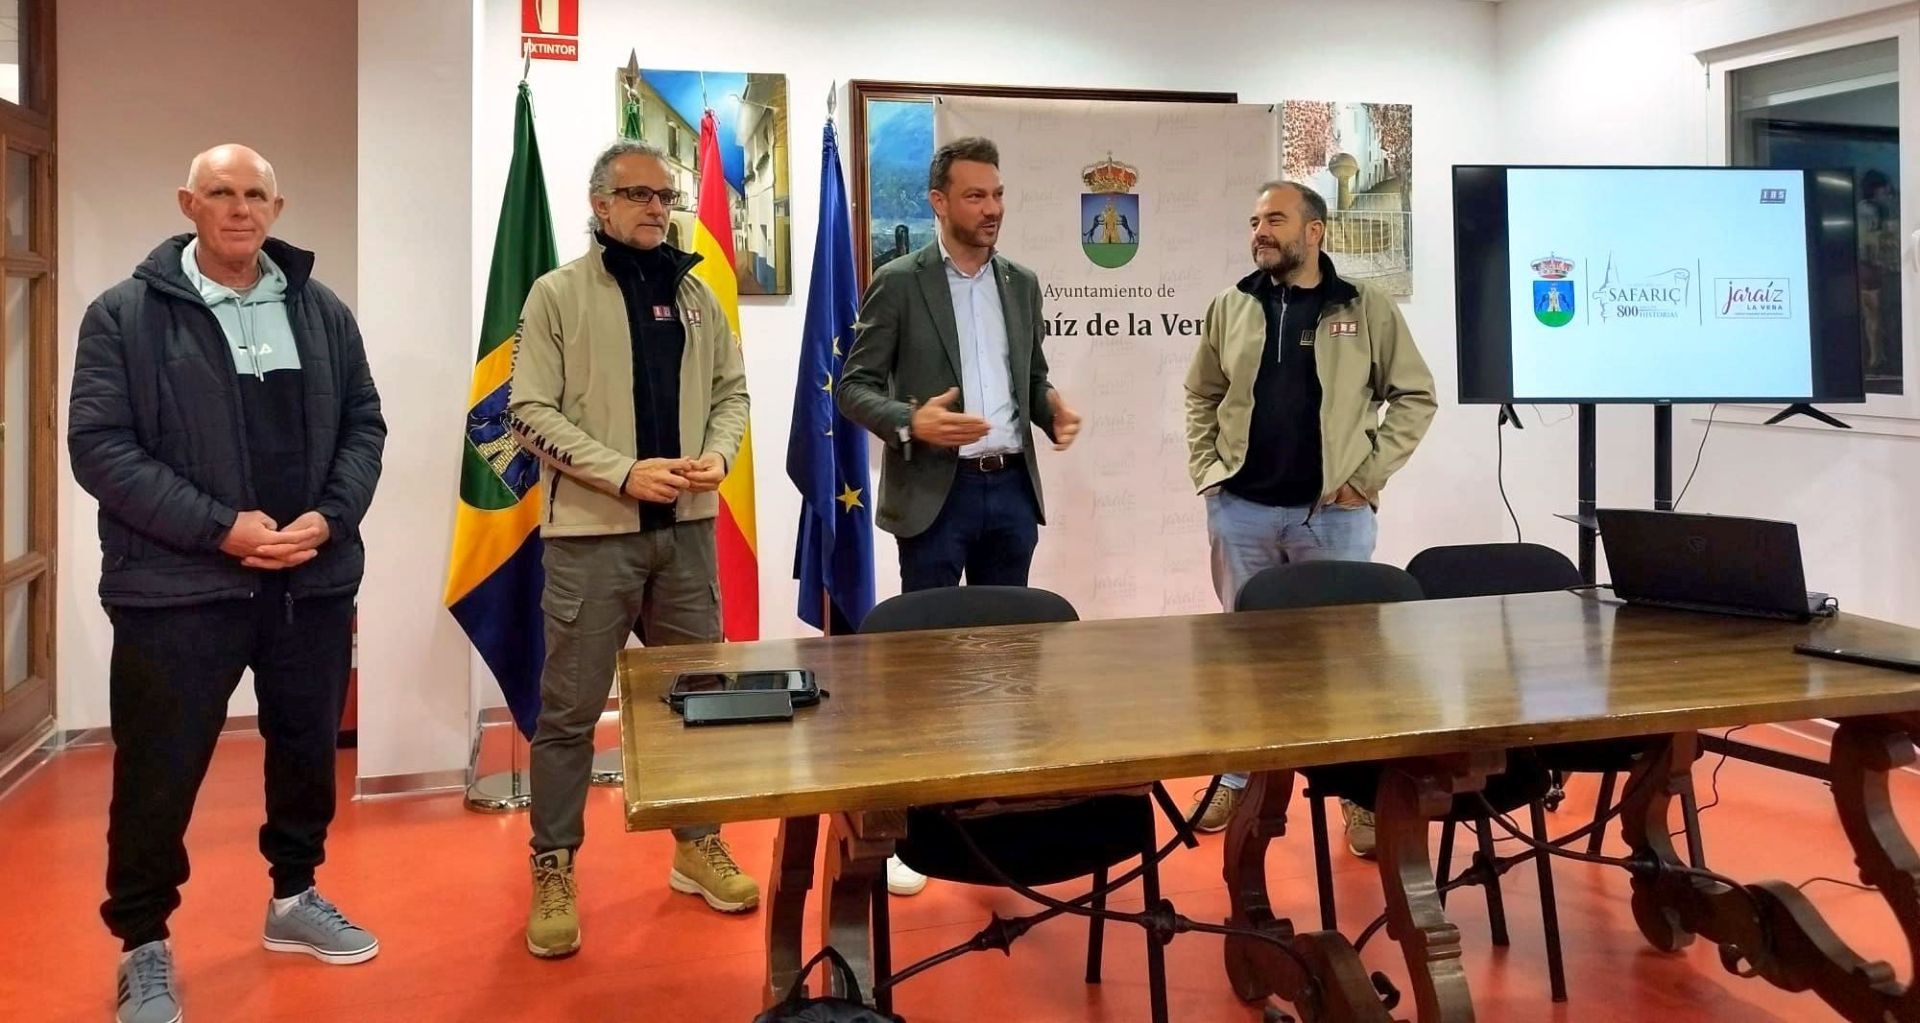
left=616, top=63, right=793, bottom=295
left=1281, top=100, right=1413, bottom=297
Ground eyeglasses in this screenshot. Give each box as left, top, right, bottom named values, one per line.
left=604, top=185, right=684, bottom=209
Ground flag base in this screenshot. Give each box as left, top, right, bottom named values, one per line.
left=589, top=747, right=623, bottom=787
left=465, top=770, right=532, bottom=813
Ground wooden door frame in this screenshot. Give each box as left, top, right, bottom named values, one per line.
left=0, top=0, right=58, bottom=771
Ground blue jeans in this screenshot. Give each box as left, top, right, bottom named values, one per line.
left=898, top=464, right=1040, bottom=592
left=1206, top=489, right=1378, bottom=791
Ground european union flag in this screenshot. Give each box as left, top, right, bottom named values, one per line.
left=787, top=121, right=875, bottom=634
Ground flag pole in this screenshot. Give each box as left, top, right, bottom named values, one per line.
left=460, top=66, right=556, bottom=815
left=822, top=590, right=833, bottom=638
left=591, top=637, right=628, bottom=787
left=465, top=715, right=534, bottom=813
left=590, top=743, right=624, bottom=786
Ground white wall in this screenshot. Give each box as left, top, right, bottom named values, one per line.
left=1680, top=0, right=1916, bottom=53
left=1494, top=0, right=1920, bottom=628
left=474, top=0, right=1507, bottom=656
left=352, top=1, right=476, bottom=784
left=55, top=0, right=358, bottom=731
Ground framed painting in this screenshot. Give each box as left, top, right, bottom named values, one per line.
left=617, top=62, right=793, bottom=295
left=1279, top=100, right=1413, bottom=297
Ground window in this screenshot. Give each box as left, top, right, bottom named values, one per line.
left=1708, top=11, right=1920, bottom=427
left=1731, top=40, right=1903, bottom=395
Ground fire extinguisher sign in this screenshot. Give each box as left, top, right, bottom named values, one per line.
left=522, top=0, right=579, bottom=62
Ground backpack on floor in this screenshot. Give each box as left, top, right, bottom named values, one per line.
left=751, top=946, right=906, bottom=1023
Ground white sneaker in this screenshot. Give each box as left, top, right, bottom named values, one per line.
left=886, top=855, right=927, bottom=897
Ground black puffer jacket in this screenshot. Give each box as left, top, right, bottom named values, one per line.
left=68, top=234, right=386, bottom=607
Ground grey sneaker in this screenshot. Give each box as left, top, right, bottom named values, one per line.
left=262, top=889, right=380, bottom=965
left=116, top=940, right=182, bottom=1023
left=1340, top=799, right=1378, bottom=860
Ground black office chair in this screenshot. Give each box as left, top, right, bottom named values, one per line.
left=1235, top=559, right=1425, bottom=609
left=1407, top=544, right=1591, bottom=1001
left=860, top=586, right=1175, bottom=1023
left=1233, top=560, right=1566, bottom=1003
left=1404, top=542, right=1582, bottom=600
left=1405, top=543, right=1701, bottom=864
left=860, top=586, right=1078, bottom=632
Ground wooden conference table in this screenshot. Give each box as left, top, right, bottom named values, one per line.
left=617, top=590, right=1920, bottom=1022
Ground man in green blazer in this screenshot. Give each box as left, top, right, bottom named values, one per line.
left=838, top=136, right=1081, bottom=592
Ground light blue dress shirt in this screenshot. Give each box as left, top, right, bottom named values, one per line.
left=937, top=233, right=1022, bottom=457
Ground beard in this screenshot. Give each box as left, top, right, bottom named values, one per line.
left=953, top=218, right=1000, bottom=249
left=623, top=221, right=667, bottom=248
left=1253, top=238, right=1304, bottom=277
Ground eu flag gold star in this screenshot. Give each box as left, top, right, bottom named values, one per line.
left=821, top=373, right=833, bottom=394
left=832, top=335, right=843, bottom=358
left=836, top=484, right=863, bottom=513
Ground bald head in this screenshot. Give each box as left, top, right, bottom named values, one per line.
left=185, top=144, right=278, bottom=196
left=178, top=143, right=285, bottom=280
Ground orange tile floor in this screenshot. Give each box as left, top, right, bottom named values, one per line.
left=1, top=723, right=1908, bottom=1021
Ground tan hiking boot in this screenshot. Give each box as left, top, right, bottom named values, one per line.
left=1340, top=800, right=1378, bottom=860
left=669, top=835, right=761, bottom=913
left=1188, top=785, right=1242, bottom=834
left=526, top=848, right=581, bottom=958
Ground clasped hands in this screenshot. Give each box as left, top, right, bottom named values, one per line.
left=622, top=453, right=727, bottom=503
left=220, top=510, right=330, bottom=571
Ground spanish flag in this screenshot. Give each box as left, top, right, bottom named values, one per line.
left=444, top=81, right=556, bottom=737
left=692, top=110, right=760, bottom=641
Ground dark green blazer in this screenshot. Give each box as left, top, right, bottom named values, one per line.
left=836, top=242, right=1058, bottom=538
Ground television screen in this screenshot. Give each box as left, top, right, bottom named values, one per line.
left=1453, top=165, right=1864, bottom=404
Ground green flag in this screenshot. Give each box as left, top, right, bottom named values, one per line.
left=444, top=79, right=557, bottom=738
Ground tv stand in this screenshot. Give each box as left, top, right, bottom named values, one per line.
left=1557, top=404, right=1667, bottom=585
left=1497, top=403, right=1525, bottom=429
left=1763, top=403, right=1852, bottom=429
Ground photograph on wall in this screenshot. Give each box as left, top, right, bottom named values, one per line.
left=614, top=62, right=792, bottom=295
left=1279, top=100, right=1413, bottom=297
left=862, top=97, right=937, bottom=275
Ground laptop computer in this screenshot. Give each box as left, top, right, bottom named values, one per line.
left=1595, top=509, right=1828, bottom=622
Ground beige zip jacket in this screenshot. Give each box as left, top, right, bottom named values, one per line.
left=509, top=237, right=749, bottom=537
left=1185, top=256, right=1435, bottom=504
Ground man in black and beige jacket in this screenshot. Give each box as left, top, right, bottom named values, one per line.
left=1182, top=180, right=1436, bottom=849
left=507, top=140, right=753, bottom=959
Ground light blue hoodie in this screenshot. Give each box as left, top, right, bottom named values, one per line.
left=181, top=237, right=300, bottom=379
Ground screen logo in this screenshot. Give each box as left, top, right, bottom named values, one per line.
left=1592, top=254, right=1691, bottom=322
left=1714, top=278, right=1790, bottom=319
left=1530, top=255, right=1576, bottom=328
left=1760, top=188, right=1787, bottom=204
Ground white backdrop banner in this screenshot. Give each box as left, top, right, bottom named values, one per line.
left=935, top=97, right=1278, bottom=619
